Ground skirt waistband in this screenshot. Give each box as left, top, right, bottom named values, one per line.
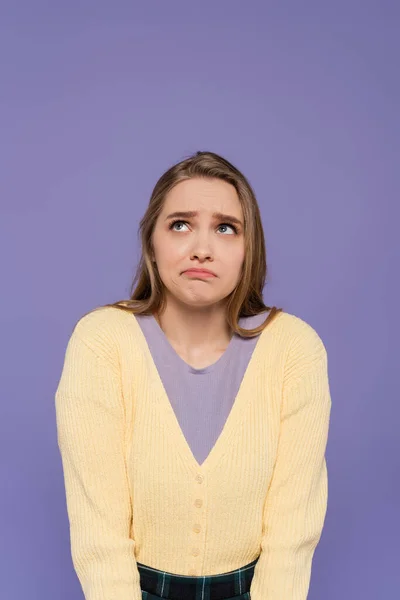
left=137, top=557, right=259, bottom=600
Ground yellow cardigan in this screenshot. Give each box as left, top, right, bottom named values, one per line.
left=55, top=306, right=332, bottom=600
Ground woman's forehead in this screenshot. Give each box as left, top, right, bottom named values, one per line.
left=163, top=178, right=242, bottom=215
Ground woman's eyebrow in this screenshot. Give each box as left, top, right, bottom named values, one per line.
left=164, top=211, right=243, bottom=226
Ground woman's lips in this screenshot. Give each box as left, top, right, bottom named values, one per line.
left=183, top=269, right=216, bottom=278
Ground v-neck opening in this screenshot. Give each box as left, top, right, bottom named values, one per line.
left=131, top=311, right=283, bottom=476
left=151, top=314, right=238, bottom=374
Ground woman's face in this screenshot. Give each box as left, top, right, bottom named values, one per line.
left=151, top=177, right=245, bottom=310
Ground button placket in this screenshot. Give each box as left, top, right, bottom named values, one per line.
left=188, top=472, right=206, bottom=575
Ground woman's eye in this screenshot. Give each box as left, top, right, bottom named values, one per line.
left=170, top=221, right=189, bottom=231
left=218, top=224, right=236, bottom=235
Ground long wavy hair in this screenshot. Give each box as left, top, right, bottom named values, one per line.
left=98, top=150, right=283, bottom=338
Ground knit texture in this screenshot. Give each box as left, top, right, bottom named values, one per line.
left=55, top=306, right=331, bottom=600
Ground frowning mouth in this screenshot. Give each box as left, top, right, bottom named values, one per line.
left=182, top=269, right=217, bottom=278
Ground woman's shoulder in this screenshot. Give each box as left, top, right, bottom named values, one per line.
left=69, top=305, right=135, bottom=351
left=273, top=310, right=328, bottom=376
left=245, top=308, right=322, bottom=336
left=250, top=309, right=327, bottom=359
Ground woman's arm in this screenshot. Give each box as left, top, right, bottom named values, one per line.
left=55, top=319, right=142, bottom=600
left=249, top=325, right=332, bottom=599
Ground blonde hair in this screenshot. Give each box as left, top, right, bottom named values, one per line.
left=100, top=150, right=283, bottom=337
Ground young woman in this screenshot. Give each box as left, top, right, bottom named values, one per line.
left=55, top=151, right=332, bottom=600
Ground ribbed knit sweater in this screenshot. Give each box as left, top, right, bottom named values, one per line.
left=55, top=306, right=332, bottom=600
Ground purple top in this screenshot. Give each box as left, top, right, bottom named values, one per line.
left=134, top=310, right=271, bottom=466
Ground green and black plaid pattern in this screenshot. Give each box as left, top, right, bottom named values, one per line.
left=138, top=556, right=258, bottom=600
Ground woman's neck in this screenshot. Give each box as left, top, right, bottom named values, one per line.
left=154, top=302, right=233, bottom=355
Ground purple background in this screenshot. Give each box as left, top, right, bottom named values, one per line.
left=1, top=2, right=398, bottom=598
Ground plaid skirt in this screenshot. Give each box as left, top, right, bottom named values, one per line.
left=137, top=556, right=259, bottom=600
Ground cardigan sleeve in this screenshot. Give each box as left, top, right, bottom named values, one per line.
left=249, top=327, right=332, bottom=600
left=54, top=322, right=142, bottom=600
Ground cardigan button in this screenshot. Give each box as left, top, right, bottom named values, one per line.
left=188, top=569, right=196, bottom=576
left=193, top=524, right=201, bottom=533
left=194, top=499, right=203, bottom=508
left=192, top=548, right=200, bottom=556
left=195, top=474, right=203, bottom=483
